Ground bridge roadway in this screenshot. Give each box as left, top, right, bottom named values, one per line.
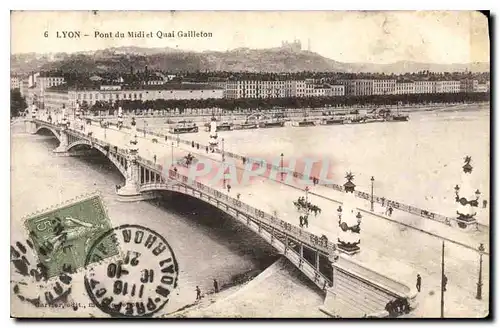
left=36, top=117, right=489, bottom=317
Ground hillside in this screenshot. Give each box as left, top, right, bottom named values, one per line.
left=10, top=46, right=489, bottom=75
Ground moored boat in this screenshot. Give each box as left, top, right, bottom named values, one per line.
left=322, top=117, right=345, bottom=125
left=259, top=121, right=285, bottom=128
left=296, top=120, right=316, bottom=127
left=217, top=122, right=233, bottom=131
left=169, top=120, right=199, bottom=134
left=387, top=114, right=409, bottom=122
left=239, top=122, right=259, bottom=129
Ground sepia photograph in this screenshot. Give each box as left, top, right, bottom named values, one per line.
left=9, top=10, right=490, bottom=319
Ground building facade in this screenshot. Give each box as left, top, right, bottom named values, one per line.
left=44, top=85, right=224, bottom=113
left=460, top=79, right=479, bottom=93
left=352, top=80, right=374, bottom=96
left=10, top=76, right=21, bottom=90
left=414, top=81, right=435, bottom=94
left=373, top=80, right=396, bottom=95
left=434, top=81, right=461, bottom=93
left=395, top=82, right=415, bottom=95
left=327, top=85, right=345, bottom=96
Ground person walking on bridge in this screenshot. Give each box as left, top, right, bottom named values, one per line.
left=196, top=286, right=202, bottom=301
left=416, top=274, right=422, bottom=292
left=213, top=279, right=219, bottom=293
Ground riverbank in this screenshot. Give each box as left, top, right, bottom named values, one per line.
left=85, top=101, right=489, bottom=125
left=169, top=257, right=327, bottom=318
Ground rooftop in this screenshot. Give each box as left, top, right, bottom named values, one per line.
left=46, top=82, right=223, bottom=92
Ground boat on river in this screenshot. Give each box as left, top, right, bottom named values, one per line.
left=169, top=120, right=199, bottom=134
left=259, top=119, right=285, bottom=128
left=321, top=117, right=345, bottom=125
left=294, top=119, right=316, bottom=127
left=217, top=122, right=233, bottom=131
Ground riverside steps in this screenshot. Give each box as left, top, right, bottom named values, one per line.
left=28, top=115, right=489, bottom=318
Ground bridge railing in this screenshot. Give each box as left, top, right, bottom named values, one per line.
left=140, top=169, right=336, bottom=255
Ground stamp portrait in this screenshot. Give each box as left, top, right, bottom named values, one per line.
left=23, top=194, right=118, bottom=278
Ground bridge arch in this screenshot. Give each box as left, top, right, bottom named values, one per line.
left=34, top=126, right=61, bottom=142
left=66, top=140, right=128, bottom=179
left=139, top=181, right=334, bottom=291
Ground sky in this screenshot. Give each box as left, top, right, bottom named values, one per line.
left=10, top=11, right=490, bottom=64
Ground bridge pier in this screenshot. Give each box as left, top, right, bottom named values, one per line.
left=53, top=127, right=69, bottom=154
left=116, top=140, right=157, bottom=202
left=27, top=119, right=37, bottom=134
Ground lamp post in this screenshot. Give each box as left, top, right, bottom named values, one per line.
left=143, top=120, right=147, bottom=137
left=280, top=153, right=284, bottom=181
left=370, top=176, right=375, bottom=212
left=305, top=186, right=309, bottom=203
left=476, top=243, right=485, bottom=300
left=222, top=138, right=226, bottom=188
left=171, top=142, right=174, bottom=167
left=440, top=241, right=445, bottom=318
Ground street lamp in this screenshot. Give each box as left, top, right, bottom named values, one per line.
left=222, top=138, right=226, bottom=188
left=370, top=176, right=375, bottom=212
left=305, top=186, right=309, bottom=203
left=280, top=153, right=284, bottom=181
left=171, top=142, right=174, bottom=167
left=476, top=243, right=485, bottom=300
left=143, top=120, right=147, bottom=137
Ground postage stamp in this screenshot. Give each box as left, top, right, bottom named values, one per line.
left=23, top=193, right=118, bottom=278
left=84, top=224, right=179, bottom=317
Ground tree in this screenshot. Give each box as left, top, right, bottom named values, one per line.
left=11, top=89, right=27, bottom=118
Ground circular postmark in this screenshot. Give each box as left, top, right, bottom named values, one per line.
left=84, top=224, right=179, bottom=317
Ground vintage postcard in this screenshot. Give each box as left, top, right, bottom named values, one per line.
left=10, top=10, right=490, bottom=318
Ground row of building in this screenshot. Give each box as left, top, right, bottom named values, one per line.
left=11, top=72, right=490, bottom=112
left=222, top=78, right=490, bottom=99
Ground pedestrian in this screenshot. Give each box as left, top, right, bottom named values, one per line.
left=299, top=216, right=303, bottom=227
left=196, top=286, right=201, bottom=300
left=192, top=141, right=195, bottom=148
left=443, top=274, right=448, bottom=292
left=303, top=216, right=309, bottom=228
left=483, top=200, right=488, bottom=208
left=388, top=207, right=393, bottom=216
left=153, top=154, right=157, bottom=164
left=227, top=184, right=231, bottom=193
left=213, top=279, right=219, bottom=293
left=236, top=193, right=241, bottom=200
left=385, top=300, right=394, bottom=317
left=416, top=274, right=421, bottom=292
left=206, top=146, right=209, bottom=153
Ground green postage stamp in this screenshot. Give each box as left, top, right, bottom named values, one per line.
left=24, top=194, right=118, bottom=278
